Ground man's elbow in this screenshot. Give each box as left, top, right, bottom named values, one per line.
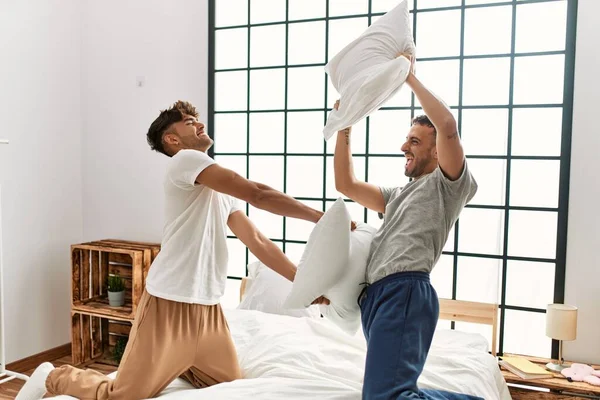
left=439, top=117, right=458, bottom=139
left=335, top=179, right=352, bottom=197
left=248, top=187, right=268, bottom=208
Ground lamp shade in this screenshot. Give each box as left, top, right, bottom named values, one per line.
left=546, top=304, right=578, bottom=341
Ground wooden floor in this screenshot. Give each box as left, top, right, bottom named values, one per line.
left=0, top=356, right=117, bottom=400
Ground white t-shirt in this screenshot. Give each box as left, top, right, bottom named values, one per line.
left=145, top=149, right=243, bottom=305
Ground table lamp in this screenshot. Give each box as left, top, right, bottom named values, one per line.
left=545, top=303, right=578, bottom=372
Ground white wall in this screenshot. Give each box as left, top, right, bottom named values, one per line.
left=0, top=1, right=83, bottom=362
left=80, top=0, right=208, bottom=243
left=563, top=0, right=600, bottom=365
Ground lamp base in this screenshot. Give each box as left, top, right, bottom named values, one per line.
left=546, top=362, right=568, bottom=372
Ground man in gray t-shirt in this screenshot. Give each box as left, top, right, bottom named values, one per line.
left=333, top=53, right=480, bottom=400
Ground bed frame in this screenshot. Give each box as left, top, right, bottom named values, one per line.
left=239, top=277, right=498, bottom=356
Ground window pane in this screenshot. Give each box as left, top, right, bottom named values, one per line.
left=414, top=60, right=460, bottom=107
left=444, top=224, right=455, bottom=252
left=216, top=0, right=247, bottom=27
left=417, top=0, right=460, bottom=8
left=215, top=71, right=247, bottom=111
left=463, top=57, right=511, bottom=106
left=464, top=6, right=512, bottom=56
left=327, top=156, right=365, bottom=199
left=508, top=210, right=557, bottom=259
left=512, top=108, right=562, bottom=157
left=289, top=21, right=326, bottom=65
left=216, top=28, right=248, bottom=70
left=513, top=55, right=565, bottom=105
left=286, top=200, right=322, bottom=241
left=328, top=18, right=369, bottom=59
left=415, top=10, right=461, bottom=58
left=467, top=159, right=506, bottom=206
left=327, top=73, right=340, bottom=108
left=249, top=242, right=283, bottom=264
left=250, top=25, right=286, bottom=67
left=287, top=111, right=326, bottom=153
left=506, top=261, right=555, bottom=309
left=510, top=160, right=560, bottom=208
left=465, top=0, right=504, bottom=4
left=249, top=155, right=284, bottom=192
left=288, top=66, right=326, bottom=109
left=503, top=310, right=552, bottom=358
left=250, top=0, right=286, bottom=24
left=214, top=113, right=247, bottom=153
left=366, top=156, right=408, bottom=192
left=368, top=110, right=412, bottom=154
left=214, top=155, right=247, bottom=178
left=326, top=118, right=367, bottom=154
left=456, top=256, right=502, bottom=303
left=249, top=112, right=285, bottom=153
left=372, top=0, right=408, bottom=13
left=516, top=1, right=567, bottom=53
left=461, top=109, right=508, bottom=156
left=284, top=243, right=306, bottom=265
left=227, top=238, right=247, bottom=278
left=222, top=279, right=242, bottom=310
left=458, top=208, right=505, bottom=255
left=249, top=205, right=283, bottom=239
left=250, top=68, right=285, bottom=110
left=329, top=0, right=368, bottom=17
left=289, top=0, right=326, bottom=20
left=431, top=254, right=453, bottom=299
left=287, top=156, right=324, bottom=198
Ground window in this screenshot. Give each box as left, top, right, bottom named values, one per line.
left=208, top=0, right=577, bottom=359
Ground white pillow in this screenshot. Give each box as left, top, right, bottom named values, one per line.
left=323, top=0, right=415, bottom=139
left=237, top=261, right=321, bottom=319
left=283, top=198, right=351, bottom=309
left=320, top=222, right=377, bottom=335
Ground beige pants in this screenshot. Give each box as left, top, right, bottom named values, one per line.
left=46, top=290, right=241, bottom=399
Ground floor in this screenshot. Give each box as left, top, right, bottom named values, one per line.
left=0, top=356, right=117, bottom=400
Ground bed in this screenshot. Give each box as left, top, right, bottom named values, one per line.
left=51, top=278, right=511, bottom=400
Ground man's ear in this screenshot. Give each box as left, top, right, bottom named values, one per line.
left=163, top=132, right=179, bottom=146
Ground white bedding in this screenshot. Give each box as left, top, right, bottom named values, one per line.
left=51, top=309, right=511, bottom=400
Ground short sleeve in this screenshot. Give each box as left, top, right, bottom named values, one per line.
left=229, top=197, right=244, bottom=215
left=380, top=186, right=397, bottom=205
left=436, top=161, right=478, bottom=203
left=167, top=149, right=216, bottom=189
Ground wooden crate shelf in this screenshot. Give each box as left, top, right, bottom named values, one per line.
left=71, top=311, right=132, bottom=366
left=72, top=298, right=133, bottom=322
left=70, top=239, right=160, bottom=366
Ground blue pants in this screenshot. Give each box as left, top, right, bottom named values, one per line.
left=359, top=272, right=483, bottom=400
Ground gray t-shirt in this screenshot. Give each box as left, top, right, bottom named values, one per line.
left=366, top=163, right=478, bottom=284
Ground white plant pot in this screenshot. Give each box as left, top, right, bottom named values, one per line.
left=108, top=290, right=125, bottom=307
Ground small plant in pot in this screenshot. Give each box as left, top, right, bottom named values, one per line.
left=107, top=274, right=126, bottom=307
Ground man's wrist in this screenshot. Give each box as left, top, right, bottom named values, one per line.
left=312, top=209, right=325, bottom=224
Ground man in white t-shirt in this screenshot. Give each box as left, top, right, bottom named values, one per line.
left=17, top=101, right=330, bottom=400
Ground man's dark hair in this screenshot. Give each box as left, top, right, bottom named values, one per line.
left=411, top=114, right=436, bottom=137
left=146, top=100, right=199, bottom=156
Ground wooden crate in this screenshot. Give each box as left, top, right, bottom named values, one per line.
left=70, top=240, right=160, bottom=320
left=70, top=239, right=160, bottom=365
left=86, top=239, right=161, bottom=283
left=71, top=311, right=132, bottom=366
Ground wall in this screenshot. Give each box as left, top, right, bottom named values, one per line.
left=0, top=0, right=83, bottom=362
left=563, top=0, right=600, bottom=365
left=80, top=0, right=208, bottom=243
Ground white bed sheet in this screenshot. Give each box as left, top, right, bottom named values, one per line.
left=51, top=309, right=511, bottom=400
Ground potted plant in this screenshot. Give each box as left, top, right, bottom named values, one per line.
left=107, top=274, right=125, bottom=307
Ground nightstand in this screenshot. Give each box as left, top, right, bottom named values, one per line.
left=500, top=354, right=600, bottom=399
